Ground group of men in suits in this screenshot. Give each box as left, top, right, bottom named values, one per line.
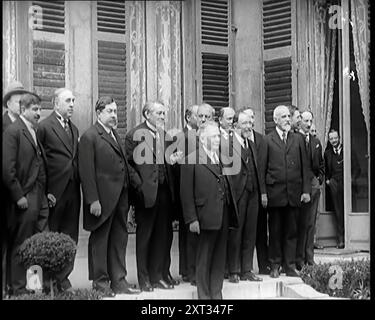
left=3, top=80, right=346, bottom=299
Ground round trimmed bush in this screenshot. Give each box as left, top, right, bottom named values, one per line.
left=18, top=231, right=77, bottom=275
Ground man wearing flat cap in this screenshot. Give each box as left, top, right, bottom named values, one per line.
left=2, top=81, right=29, bottom=131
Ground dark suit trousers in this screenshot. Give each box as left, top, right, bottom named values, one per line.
left=196, top=203, right=229, bottom=300
left=328, top=179, right=344, bottom=243
left=48, top=179, right=80, bottom=289
left=227, top=189, right=258, bottom=274
left=178, top=215, right=188, bottom=277
left=187, top=230, right=199, bottom=282
left=135, top=182, right=172, bottom=286
left=8, top=182, right=49, bottom=293
left=268, top=205, right=298, bottom=272
left=256, top=206, right=269, bottom=272
left=296, top=187, right=321, bottom=265
left=88, top=188, right=129, bottom=289
left=162, top=200, right=174, bottom=279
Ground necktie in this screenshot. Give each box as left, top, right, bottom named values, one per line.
left=305, top=133, right=309, bottom=146
left=30, top=127, right=38, bottom=146
left=64, top=119, right=72, bottom=140
left=110, top=130, right=117, bottom=142
left=282, top=131, right=287, bottom=144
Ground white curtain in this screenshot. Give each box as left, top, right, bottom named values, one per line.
left=350, top=0, right=370, bottom=133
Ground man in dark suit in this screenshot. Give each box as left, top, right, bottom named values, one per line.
left=180, top=121, right=238, bottom=299
left=238, top=107, right=269, bottom=275
left=3, top=93, right=56, bottom=296
left=174, top=105, right=199, bottom=284
left=225, top=110, right=263, bottom=283
left=78, top=96, right=141, bottom=297
left=296, top=111, right=324, bottom=268
left=2, top=81, right=29, bottom=297
left=218, top=107, right=235, bottom=140
left=36, top=88, right=81, bottom=292
left=263, top=105, right=310, bottom=278
left=324, top=129, right=344, bottom=249
left=288, top=104, right=301, bottom=133
left=125, top=101, right=178, bottom=292
left=2, top=81, right=28, bottom=131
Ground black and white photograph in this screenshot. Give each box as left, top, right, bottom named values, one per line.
left=2, top=0, right=370, bottom=306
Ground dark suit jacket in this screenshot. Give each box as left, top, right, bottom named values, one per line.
left=305, top=133, right=324, bottom=184
left=264, top=129, right=310, bottom=208
left=125, top=121, right=175, bottom=208
left=253, top=131, right=267, bottom=195
left=37, top=111, right=80, bottom=201
left=3, top=118, right=49, bottom=227
left=2, top=111, right=13, bottom=132
left=78, top=122, right=141, bottom=231
left=229, top=134, right=262, bottom=203
left=180, top=145, right=239, bottom=231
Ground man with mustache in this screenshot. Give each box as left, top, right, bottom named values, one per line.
left=295, top=111, right=324, bottom=268
left=37, top=88, right=81, bottom=293
left=79, top=96, right=141, bottom=296
left=3, top=93, right=56, bottom=296
left=263, top=105, right=310, bottom=278
left=125, top=101, right=178, bottom=292
left=180, top=121, right=238, bottom=299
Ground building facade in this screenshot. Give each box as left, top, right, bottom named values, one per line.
left=3, top=0, right=370, bottom=250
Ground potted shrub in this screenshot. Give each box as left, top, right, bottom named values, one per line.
left=18, top=231, right=77, bottom=298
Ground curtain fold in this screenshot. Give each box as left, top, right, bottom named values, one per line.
left=350, top=0, right=370, bottom=133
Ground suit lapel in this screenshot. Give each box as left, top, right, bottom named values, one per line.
left=50, top=113, right=73, bottom=155
left=18, top=119, right=38, bottom=152
left=232, top=135, right=248, bottom=166
left=198, top=144, right=221, bottom=178
left=271, top=130, right=286, bottom=151
left=286, top=131, right=295, bottom=153
left=95, top=122, right=122, bottom=156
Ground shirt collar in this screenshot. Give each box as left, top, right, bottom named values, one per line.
left=276, top=126, right=288, bottom=140
left=20, top=115, right=35, bottom=131
left=186, top=124, right=192, bottom=131
left=7, top=111, right=17, bottom=123
left=146, top=120, right=157, bottom=134
left=98, top=119, right=112, bottom=134
left=202, top=144, right=218, bottom=164
left=234, top=131, right=245, bottom=148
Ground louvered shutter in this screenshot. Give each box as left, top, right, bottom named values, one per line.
left=32, top=1, right=66, bottom=110
left=198, top=0, right=231, bottom=116
left=93, top=1, right=127, bottom=142
left=262, top=0, right=294, bottom=134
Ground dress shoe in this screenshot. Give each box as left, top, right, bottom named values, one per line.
left=228, top=274, right=240, bottom=283
left=314, top=243, right=324, bottom=250
left=152, top=279, right=174, bottom=289
left=224, top=273, right=229, bottom=279
left=270, top=268, right=280, bottom=278
left=190, top=279, right=197, bottom=286
left=164, top=274, right=180, bottom=286
left=286, top=269, right=300, bottom=277
left=112, top=282, right=141, bottom=295
left=140, top=282, right=154, bottom=292
left=182, top=275, right=190, bottom=283
left=336, top=243, right=345, bottom=249
left=13, top=288, right=35, bottom=296
left=240, top=271, right=263, bottom=282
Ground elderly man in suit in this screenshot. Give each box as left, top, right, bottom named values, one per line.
left=79, top=96, right=141, bottom=297
left=218, top=107, right=235, bottom=140
left=2, top=81, right=28, bottom=131
left=125, top=101, right=178, bottom=292
left=181, top=121, right=238, bottom=299
left=3, top=93, right=56, bottom=296
left=240, top=107, right=269, bottom=274
left=197, top=103, right=215, bottom=128
left=295, top=111, right=325, bottom=268
left=37, top=88, right=81, bottom=292
left=224, top=110, right=263, bottom=283
left=263, top=105, right=310, bottom=278
left=174, top=105, right=199, bottom=284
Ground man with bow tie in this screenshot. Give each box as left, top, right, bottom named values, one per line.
left=3, top=93, right=56, bottom=296
left=37, top=88, right=81, bottom=293
left=263, top=105, right=310, bottom=278
left=180, top=121, right=238, bottom=299
left=295, top=111, right=324, bottom=268
left=79, top=96, right=141, bottom=296
left=125, top=101, right=178, bottom=292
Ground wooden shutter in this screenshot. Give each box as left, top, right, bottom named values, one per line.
left=197, top=0, right=231, bottom=116
left=262, top=0, right=294, bottom=134
left=93, top=1, right=127, bottom=142
left=32, top=1, right=66, bottom=110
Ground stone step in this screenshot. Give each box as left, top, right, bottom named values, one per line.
left=104, top=275, right=331, bottom=300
